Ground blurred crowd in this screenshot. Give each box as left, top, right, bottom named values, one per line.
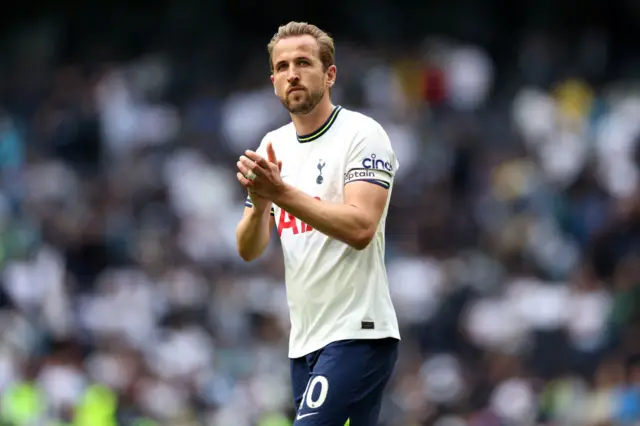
left=1, top=4, right=640, bottom=426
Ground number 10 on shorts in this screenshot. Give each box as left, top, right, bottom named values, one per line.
left=297, top=376, right=350, bottom=425
left=299, top=375, right=329, bottom=411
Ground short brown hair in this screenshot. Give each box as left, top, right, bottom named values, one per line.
left=267, top=22, right=335, bottom=72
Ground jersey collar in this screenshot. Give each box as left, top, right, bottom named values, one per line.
left=296, top=105, right=342, bottom=143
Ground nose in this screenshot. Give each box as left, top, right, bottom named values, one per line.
left=286, top=66, right=300, bottom=84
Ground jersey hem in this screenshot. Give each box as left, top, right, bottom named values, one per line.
left=288, top=330, right=401, bottom=359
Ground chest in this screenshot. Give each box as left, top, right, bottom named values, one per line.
left=279, top=142, right=346, bottom=202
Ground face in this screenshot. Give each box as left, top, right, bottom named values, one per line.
left=271, top=35, right=336, bottom=115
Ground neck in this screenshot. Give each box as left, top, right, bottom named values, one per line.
left=291, top=97, right=334, bottom=136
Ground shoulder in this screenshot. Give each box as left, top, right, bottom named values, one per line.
left=259, top=122, right=296, bottom=151
left=337, top=109, right=390, bottom=152
left=338, top=109, right=392, bottom=154
left=338, top=108, right=385, bottom=135
left=270, top=121, right=297, bottom=139
left=341, top=109, right=398, bottom=173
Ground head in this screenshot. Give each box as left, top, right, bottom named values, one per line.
left=268, top=22, right=337, bottom=115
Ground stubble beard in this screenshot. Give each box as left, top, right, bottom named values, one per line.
left=280, top=86, right=326, bottom=115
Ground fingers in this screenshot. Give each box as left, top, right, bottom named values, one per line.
left=266, top=142, right=278, bottom=164
left=244, top=151, right=282, bottom=178
left=238, top=149, right=282, bottom=190
left=237, top=155, right=263, bottom=177
left=237, top=158, right=255, bottom=177
left=245, top=150, right=270, bottom=169
left=236, top=172, right=253, bottom=187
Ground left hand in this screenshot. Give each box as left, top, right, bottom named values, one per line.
left=237, top=143, right=285, bottom=200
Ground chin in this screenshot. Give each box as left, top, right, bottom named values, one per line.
left=290, top=103, right=315, bottom=115
left=289, top=92, right=307, bottom=102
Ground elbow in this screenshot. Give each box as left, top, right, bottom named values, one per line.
left=348, top=226, right=376, bottom=251
left=237, top=241, right=261, bottom=262
left=238, top=249, right=256, bottom=262
left=236, top=235, right=259, bottom=262
left=235, top=217, right=270, bottom=262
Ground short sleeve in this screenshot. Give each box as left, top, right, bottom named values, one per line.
left=344, top=123, right=398, bottom=190
left=243, top=135, right=275, bottom=216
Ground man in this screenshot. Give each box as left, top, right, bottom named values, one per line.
left=235, top=21, right=400, bottom=426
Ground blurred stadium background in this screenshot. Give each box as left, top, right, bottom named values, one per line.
left=1, top=0, right=640, bottom=425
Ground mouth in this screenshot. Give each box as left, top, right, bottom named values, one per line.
left=288, top=87, right=305, bottom=94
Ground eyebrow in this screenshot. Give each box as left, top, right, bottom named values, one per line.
left=274, top=55, right=314, bottom=69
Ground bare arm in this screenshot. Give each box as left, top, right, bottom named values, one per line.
left=236, top=205, right=275, bottom=262
left=236, top=137, right=281, bottom=262
left=272, top=181, right=389, bottom=250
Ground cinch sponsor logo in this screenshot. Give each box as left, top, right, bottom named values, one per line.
left=362, top=154, right=392, bottom=172
left=345, top=169, right=376, bottom=181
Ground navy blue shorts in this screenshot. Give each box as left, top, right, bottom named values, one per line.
left=290, top=338, right=399, bottom=426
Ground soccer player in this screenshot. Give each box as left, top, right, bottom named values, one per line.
left=235, top=22, right=400, bottom=426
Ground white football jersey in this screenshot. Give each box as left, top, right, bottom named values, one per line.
left=244, top=106, right=401, bottom=358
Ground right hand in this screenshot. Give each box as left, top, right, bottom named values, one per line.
left=240, top=142, right=282, bottom=212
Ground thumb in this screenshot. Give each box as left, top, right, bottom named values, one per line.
left=266, top=142, right=277, bottom=164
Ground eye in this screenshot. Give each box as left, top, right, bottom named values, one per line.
left=298, top=59, right=310, bottom=66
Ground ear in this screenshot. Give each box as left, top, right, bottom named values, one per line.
left=326, top=64, right=337, bottom=88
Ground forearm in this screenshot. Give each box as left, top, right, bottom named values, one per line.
left=236, top=208, right=272, bottom=261
left=273, top=184, right=375, bottom=250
